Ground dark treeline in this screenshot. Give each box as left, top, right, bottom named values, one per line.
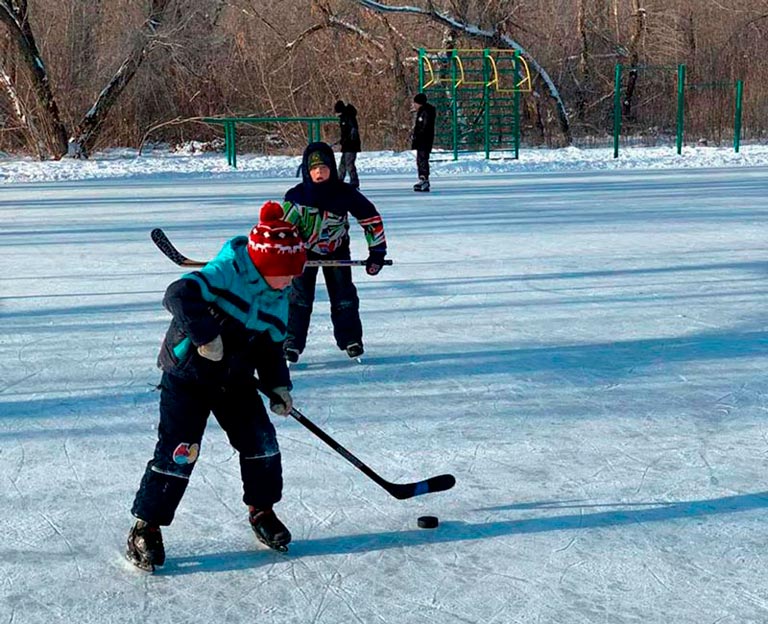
left=0, top=0, right=766, bottom=158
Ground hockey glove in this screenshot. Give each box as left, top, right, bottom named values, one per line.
left=269, top=387, right=293, bottom=417
left=365, top=250, right=386, bottom=276
left=197, top=335, right=223, bottom=361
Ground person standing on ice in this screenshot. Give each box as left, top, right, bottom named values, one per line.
left=334, top=99, right=361, bottom=189
left=410, top=92, right=436, bottom=192
left=280, top=141, right=387, bottom=364
left=126, top=202, right=307, bottom=571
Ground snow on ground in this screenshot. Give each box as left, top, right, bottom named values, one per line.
left=1, top=142, right=768, bottom=184
left=2, top=146, right=768, bottom=623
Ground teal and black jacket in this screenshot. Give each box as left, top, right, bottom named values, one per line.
left=157, top=236, right=291, bottom=389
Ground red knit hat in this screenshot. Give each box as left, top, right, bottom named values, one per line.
left=247, top=201, right=306, bottom=277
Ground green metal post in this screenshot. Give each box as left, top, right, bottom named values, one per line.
left=483, top=49, right=490, bottom=159
left=451, top=50, right=458, bottom=161
left=734, top=80, right=743, bottom=153
left=226, top=122, right=237, bottom=168
left=418, top=48, right=425, bottom=92
left=232, top=122, right=238, bottom=168
left=676, top=64, right=686, bottom=155
left=613, top=64, right=623, bottom=158
left=223, top=122, right=231, bottom=166
left=513, top=50, right=521, bottom=160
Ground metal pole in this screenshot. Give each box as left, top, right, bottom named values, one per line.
left=483, top=49, right=490, bottom=160
left=676, top=64, right=686, bottom=156
left=613, top=64, right=623, bottom=158
left=734, top=80, right=743, bottom=153
left=224, top=122, right=232, bottom=166
left=452, top=50, right=458, bottom=161
left=231, top=122, right=237, bottom=169
left=418, top=48, right=425, bottom=91
left=513, top=50, right=520, bottom=160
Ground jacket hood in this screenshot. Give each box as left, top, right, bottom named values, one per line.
left=300, top=141, right=339, bottom=184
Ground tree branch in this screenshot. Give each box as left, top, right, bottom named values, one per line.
left=354, top=0, right=570, bottom=140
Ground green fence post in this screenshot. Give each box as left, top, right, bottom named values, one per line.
left=451, top=49, right=458, bottom=161
left=734, top=80, right=743, bottom=153
left=483, top=49, right=490, bottom=160
left=418, top=48, right=425, bottom=92
left=226, top=121, right=237, bottom=168
left=513, top=50, right=521, bottom=160
left=223, top=122, right=231, bottom=166
left=676, top=64, right=686, bottom=155
left=613, top=64, right=623, bottom=158
left=232, top=122, right=238, bottom=168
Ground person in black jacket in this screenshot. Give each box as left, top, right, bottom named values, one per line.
left=280, top=141, right=387, bottom=364
left=410, top=92, right=436, bottom=192
left=334, top=100, right=361, bottom=188
left=126, top=203, right=307, bottom=571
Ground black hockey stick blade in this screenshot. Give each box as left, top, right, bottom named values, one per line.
left=384, top=473, right=456, bottom=500
left=287, top=405, right=455, bottom=500
left=151, top=228, right=206, bottom=267
left=151, top=227, right=393, bottom=269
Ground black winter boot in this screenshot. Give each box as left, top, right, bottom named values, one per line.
left=248, top=507, right=291, bottom=552
left=126, top=520, right=165, bottom=572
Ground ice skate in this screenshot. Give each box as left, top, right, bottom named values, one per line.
left=284, top=347, right=300, bottom=365
left=126, top=520, right=165, bottom=572
left=413, top=178, right=430, bottom=192
left=345, top=342, right=364, bottom=361
left=249, top=507, right=291, bottom=553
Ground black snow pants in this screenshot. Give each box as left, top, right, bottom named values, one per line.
left=131, top=372, right=282, bottom=526
left=285, top=240, right=362, bottom=354
left=416, top=149, right=431, bottom=180
left=338, top=152, right=359, bottom=188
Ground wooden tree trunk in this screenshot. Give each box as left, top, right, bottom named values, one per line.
left=622, top=2, right=647, bottom=118
left=0, top=0, right=68, bottom=158
left=576, top=0, right=591, bottom=121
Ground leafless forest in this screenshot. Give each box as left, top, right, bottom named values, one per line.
left=1, top=0, right=766, bottom=159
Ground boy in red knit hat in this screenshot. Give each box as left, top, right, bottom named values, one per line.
left=127, top=202, right=307, bottom=571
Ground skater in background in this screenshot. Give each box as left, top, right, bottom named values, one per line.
left=334, top=100, right=361, bottom=189
left=280, top=141, right=387, bottom=364
left=126, top=202, right=307, bottom=571
left=410, top=92, right=436, bottom=192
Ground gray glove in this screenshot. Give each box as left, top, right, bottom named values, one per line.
left=197, top=335, right=223, bottom=361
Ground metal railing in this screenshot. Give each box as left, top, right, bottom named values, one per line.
left=203, top=116, right=338, bottom=167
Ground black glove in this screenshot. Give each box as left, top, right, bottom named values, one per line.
left=365, top=250, right=386, bottom=276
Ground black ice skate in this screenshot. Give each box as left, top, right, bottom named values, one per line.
left=126, top=520, right=165, bottom=572
left=284, top=347, right=300, bottom=364
left=345, top=342, right=364, bottom=359
left=249, top=507, right=291, bottom=553
left=413, top=178, right=430, bottom=192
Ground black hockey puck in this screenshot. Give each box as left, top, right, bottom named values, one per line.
left=417, top=515, right=439, bottom=529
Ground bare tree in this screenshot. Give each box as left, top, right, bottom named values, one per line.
left=0, top=0, right=68, bottom=157
left=67, top=0, right=173, bottom=157
left=0, top=0, right=173, bottom=158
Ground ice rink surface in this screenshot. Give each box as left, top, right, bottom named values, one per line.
left=3, top=164, right=768, bottom=623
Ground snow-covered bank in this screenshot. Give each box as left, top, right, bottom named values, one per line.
left=1, top=143, right=767, bottom=184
